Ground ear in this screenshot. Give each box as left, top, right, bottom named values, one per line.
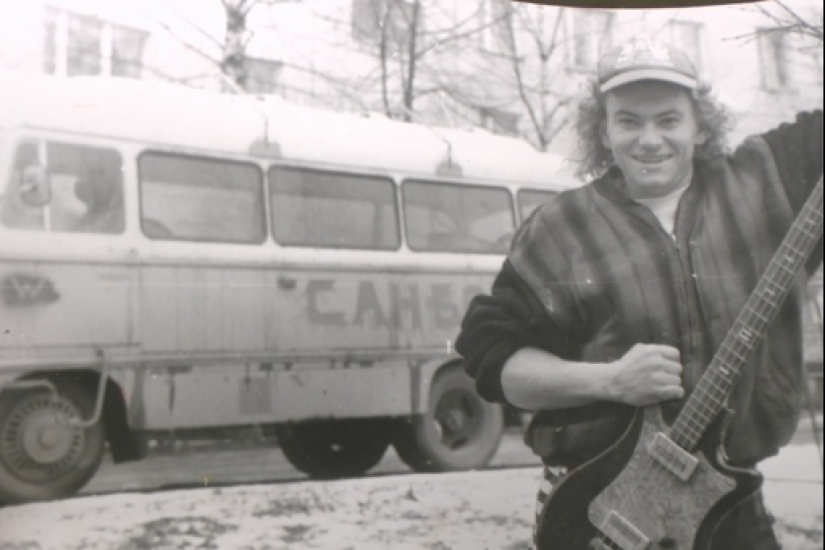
left=599, top=121, right=611, bottom=149
left=695, top=128, right=709, bottom=145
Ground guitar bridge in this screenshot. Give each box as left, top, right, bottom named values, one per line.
left=648, top=432, right=698, bottom=481
left=598, top=510, right=650, bottom=550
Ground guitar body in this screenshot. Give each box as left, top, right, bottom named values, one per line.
left=535, top=406, right=763, bottom=550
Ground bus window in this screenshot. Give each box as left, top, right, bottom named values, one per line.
left=402, top=180, right=515, bottom=254
left=139, top=152, right=265, bottom=244
left=0, top=140, right=124, bottom=234
left=269, top=166, right=399, bottom=250
left=517, top=189, right=557, bottom=222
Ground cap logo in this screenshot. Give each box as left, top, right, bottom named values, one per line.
left=615, top=39, right=674, bottom=69
left=598, top=38, right=698, bottom=92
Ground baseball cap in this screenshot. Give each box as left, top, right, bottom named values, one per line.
left=597, top=38, right=699, bottom=93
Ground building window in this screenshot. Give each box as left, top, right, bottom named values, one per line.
left=43, top=8, right=148, bottom=78
left=667, top=20, right=703, bottom=72
left=758, top=28, right=789, bottom=90
left=244, top=57, right=283, bottom=94
left=351, top=0, right=422, bottom=47
left=111, top=25, right=148, bottom=78
left=567, top=10, right=614, bottom=70
left=478, top=0, right=513, bottom=52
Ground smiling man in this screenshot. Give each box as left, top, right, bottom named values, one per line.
left=455, top=38, right=822, bottom=549
left=602, top=80, right=704, bottom=198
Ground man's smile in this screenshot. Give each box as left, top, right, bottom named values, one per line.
left=632, top=154, right=673, bottom=165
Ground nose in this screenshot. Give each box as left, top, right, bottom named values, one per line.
left=639, top=123, right=663, bottom=148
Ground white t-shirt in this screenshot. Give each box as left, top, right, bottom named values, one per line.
left=634, top=185, right=688, bottom=237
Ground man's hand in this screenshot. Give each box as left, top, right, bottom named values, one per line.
left=607, top=344, right=684, bottom=406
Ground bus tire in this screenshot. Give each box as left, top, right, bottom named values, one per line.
left=276, top=419, right=391, bottom=479
left=0, top=379, right=106, bottom=504
left=394, top=365, right=504, bottom=472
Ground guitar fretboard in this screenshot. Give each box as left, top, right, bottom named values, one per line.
left=669, top=178, right=823, bottom=451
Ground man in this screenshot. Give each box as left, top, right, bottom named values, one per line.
left=455, top=38, right=822, bottom=549
left=72, top=171, right=125, bottom=234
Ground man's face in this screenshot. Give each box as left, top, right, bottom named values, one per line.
left=601, top=80, right=707, bottom=200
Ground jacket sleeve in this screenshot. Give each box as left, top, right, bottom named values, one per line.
left=455, top=259, right=577, bottom=405
left=457, top=259, right=633, bottom=466
left=761, top=109, right=823, bottom=273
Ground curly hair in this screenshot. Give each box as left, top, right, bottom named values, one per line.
left=574, top=76, right=736, bottom=179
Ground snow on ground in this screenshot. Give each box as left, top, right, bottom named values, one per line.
left=1, top=468, right=539, bottom=549
left=759, top=443, right=823, bottom=550
left=0, top=445, right=821, bottom=550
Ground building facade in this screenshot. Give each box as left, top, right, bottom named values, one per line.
left=1, top=1, right=822, bottom=156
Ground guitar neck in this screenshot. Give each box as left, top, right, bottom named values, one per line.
left=669, top=177, right=823, bottom=451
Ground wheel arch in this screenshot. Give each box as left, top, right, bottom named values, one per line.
left=412, top=357, right=464, bottom=415
left=412, top=357, right=526, bottom=429
left=10, top=369, right=142, bottom=463
left=395, top=356, right=506, bottom=472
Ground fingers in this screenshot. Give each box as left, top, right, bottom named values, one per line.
left=660, top=358, right=683, bottom=376
left=626, top=343, right=683, bottom=374
left=619, top=343, right=686, bottom=405
left=658, top=383, right=685, bottom=402
left=653, top=371, right=683, bottom=398
left=649, top=344, right=681, bottom=361
left=631, top=342, right=681, bottom=361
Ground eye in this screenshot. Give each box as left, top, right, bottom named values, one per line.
left=616, top=117, right=640, bottom=130
left=659, top=116, right=681, bottom=129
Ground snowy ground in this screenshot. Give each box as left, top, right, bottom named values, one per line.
left=0, top=445, right=821, bottom=549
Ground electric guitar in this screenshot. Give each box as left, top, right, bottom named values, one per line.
left=535, top=177, right=823, bottom=550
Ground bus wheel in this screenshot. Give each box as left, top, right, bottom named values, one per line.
left=0, top=379, right=106, bottom=504
left=394, top=365, right=504, bottom=472
left=276, top=419, right=391, bottom=479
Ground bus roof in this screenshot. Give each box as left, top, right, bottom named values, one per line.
left=1, top=72, right=582, bottom=190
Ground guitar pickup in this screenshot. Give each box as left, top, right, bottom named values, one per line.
left=598, top=510, right=650, bottom=550
left=648, top=432, right=699, bottom=481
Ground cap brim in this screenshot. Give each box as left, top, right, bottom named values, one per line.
left=600, top=68, right=697, bottom=93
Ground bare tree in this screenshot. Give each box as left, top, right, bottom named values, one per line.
left=753, top=0, right=823, bottom=41
left=154, top=0, right=571, bottom=141
left=732, top=0, right=823, bottom=102
left=489, top=3, right=572, bottom=150
left=153, top=0, right=284, bottom=93
left=434, top=2, right=582, bottom=151
left=221, top=0, right=259, bottom=91
left=345, top=1, right=497, bottom=121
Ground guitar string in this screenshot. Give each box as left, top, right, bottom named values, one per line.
left=608, top=266, right=804, bottom=547
left=591, top=272, right=773, bottom=547
left=607, top=299, right=773, bottom=547
left=603, top=316, right=782, bottom=547
left=600, top=327, right=763, bottom=549
left=593, top=185, right=822, bottom=549
left=587, top=326, right=754, bottom=547
left=543, top=183, right=822, bottom=549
